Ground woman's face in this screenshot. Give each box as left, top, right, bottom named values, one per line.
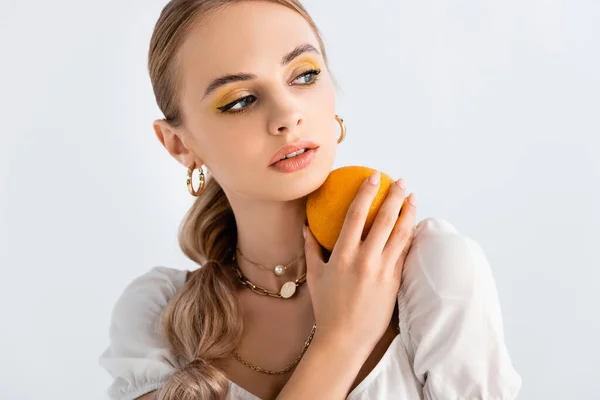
left=170, top=1, right=338, bottom=201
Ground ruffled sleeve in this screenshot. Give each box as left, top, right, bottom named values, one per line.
left=397, top=218, right=522, bottom=399
left=98, top=266, right=188, bottom=400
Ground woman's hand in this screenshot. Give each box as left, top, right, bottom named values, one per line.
left=303, top=170, right=417, bottom=353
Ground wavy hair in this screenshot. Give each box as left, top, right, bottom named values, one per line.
left=147, top=1, right=329, bottom=398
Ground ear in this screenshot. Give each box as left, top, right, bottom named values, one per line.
left=153, top=119, right=203, bottom=169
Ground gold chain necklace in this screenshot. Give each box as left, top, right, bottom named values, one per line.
left=230, top=263, right=307, bottom=299
left=232, top=323, right=317, bottom=375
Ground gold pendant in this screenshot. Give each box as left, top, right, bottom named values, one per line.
left=280, top=281, right=297, bottom=298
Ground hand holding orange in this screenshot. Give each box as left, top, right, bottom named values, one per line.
left=306, top=166, right=398, bottom=251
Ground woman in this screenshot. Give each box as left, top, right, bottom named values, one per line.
left=99, top=0, right=522, bottom=399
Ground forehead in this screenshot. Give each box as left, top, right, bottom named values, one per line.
left=177, top=1, right=321, bottom=95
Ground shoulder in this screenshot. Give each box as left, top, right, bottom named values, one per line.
left=109, top=266, right=189, bottom=328
left=104, top=266, right=189, bottom=360
left=99, top=266, right=190, bottom=398
left=406, top=217, right=490, bottom=299
left=397, top=218, right=522, bottom=398
left=114, top=265, right=189, bottom=309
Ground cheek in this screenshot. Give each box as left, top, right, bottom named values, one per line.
left=309, top=82, right=335, bottom=123
left=199, top=124, right=266, bottom=180
left=311, top=83, right=337, bottom=136
left=313, top=75, right=336, bottom=110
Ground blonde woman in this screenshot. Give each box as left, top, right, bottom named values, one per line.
left=99, top=1, right=522, bottom=399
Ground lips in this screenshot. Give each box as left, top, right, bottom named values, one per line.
left=269, top=140, right=319, bottom=166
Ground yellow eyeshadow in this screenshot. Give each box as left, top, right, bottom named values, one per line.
left=209, top=57, right=322, bottom=109
left=212, top=87, right=249, bottom=109
left=288, top=56, right=321, bottom=74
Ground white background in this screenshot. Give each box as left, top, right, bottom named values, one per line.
left=1, top=0, right=598, bottom=399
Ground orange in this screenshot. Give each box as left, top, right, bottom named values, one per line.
left=306, top=165, right=395, bottom=252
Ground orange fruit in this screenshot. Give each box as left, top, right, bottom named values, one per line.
left=306, top=165, right=395, bottom=252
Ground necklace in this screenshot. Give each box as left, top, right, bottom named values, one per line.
left=233, top=323, right=317, bottom=375
left=230, top=263, right=307, bottom=299
left=235, top=247, right=304, bottom=276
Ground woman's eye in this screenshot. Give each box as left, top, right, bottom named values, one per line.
left=292, top=69, right=321, bottom=85
left=218, top=95, right=256, bottom=113
left=217, top=70, right=321, bottom=114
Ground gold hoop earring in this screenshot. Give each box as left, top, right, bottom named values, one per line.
left=335, top=115, right=346, bottom=144
left=187, top=164, right=206, bottom=197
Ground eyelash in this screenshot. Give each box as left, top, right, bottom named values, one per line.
left=217, top=69, right=322, bottom=115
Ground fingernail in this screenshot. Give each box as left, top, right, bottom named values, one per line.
left=302, top=225, right=307, bottom=239
left=395, top=178, right=406, bottom=189
left=408, top=193, right=417, bottom=206
left=368, top=171, right=381, bottom=185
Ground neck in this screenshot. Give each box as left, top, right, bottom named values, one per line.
left=226, top=191, right=309, bottom=291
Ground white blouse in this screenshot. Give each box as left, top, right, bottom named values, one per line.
left=98, top=217, right=522, bottom=399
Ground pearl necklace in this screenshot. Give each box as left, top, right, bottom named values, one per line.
left=235, top=247, right=305, bottom=276
left=231, top=248, right=307, bottom=299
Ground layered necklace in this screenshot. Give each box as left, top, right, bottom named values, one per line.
left=230, top=246, right=316, bottom=375
left=232, top=247, right=307, bottom=299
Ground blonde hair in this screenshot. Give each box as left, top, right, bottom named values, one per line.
left=147, top=1, right=329, bottom=398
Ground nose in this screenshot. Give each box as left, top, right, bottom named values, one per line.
left=267, top=104, right=303, bottom=136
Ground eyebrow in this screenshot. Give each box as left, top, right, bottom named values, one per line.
left=202, top=43, right=321, bottom=99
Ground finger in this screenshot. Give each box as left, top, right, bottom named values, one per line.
left=393, top=228, right=415, bottom=282
left=362, top=178, right=408, bottom=254
left=383, top=193, right=417, bottom=275
left=334, top=171, right=383, bottom=253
